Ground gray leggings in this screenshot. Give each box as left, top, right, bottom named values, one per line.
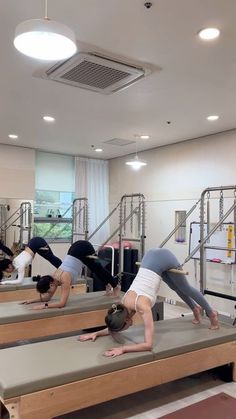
left=141, top=248, right=213, bottom=316
left=162, top=271, right=213, bottom=316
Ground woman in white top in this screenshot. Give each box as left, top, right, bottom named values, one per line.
left=79, top=248, right=219, bottom=357
left=0, top=237, right=62, bottom=284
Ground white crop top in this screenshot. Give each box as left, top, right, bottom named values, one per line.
left=1, top=251, right=33, bottom=285
left=124, top=267, right=162, bottom=308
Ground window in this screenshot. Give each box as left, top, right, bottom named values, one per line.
left=33, top=190, right=74, bottom=241
left=34, top=151, right=75, bottom=242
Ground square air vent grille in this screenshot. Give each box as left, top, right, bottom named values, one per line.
left=104, top=138, right=136, bottom=146
left=61, top=61, right=131, bottom=90
left=45, top=52, right=147, bottom=94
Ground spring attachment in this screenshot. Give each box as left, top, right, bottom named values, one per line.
left=219, top=190, right=224, bottom=231
left=130, top=197, right=133, bottom=234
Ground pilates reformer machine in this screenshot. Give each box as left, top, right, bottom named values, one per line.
left=0, top=276, right=90, bottom=303
left=0, top=291, right=135, bottom=346
left=0, top=316, right=235, bottom=419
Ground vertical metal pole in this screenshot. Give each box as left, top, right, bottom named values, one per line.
left=119, top=197, right=123, bottom=277
left=72, top=198, right=88, bottom=243
left=140, top=196, right=146, bottom=258
left=206, top=191, right=210, bottom=242
left=199, top=190, right=206, bottom=294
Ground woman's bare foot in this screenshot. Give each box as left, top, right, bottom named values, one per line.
left=192, top=305, right=201, bottom=324
left=105, top=284, right=113, bottom=296
left=111, top=283, right=121, bottom=297
left=209, top=310, right=219, bottom=330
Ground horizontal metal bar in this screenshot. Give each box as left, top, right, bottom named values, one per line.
left=121, top=238, right=141, bottom=242
left=204, top=289, right=236, bottom=301
left=204, top=245, right=236, bottom=251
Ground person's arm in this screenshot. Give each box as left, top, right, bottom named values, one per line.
left=1, top=260, right=26, bottom=285
left=78, top=327, right=110, bottom=342
left=1, top=272, right=24, bottom=285
left=32, top=272, right=71, bottom=309
left=104, top=307, right=154, bottom=357
left=20, top=293, right=51, bottom=305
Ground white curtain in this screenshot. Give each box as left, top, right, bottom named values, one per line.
left=75, top=157, right=110, bottom=247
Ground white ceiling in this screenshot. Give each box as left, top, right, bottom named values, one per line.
left=1, top=0, right=236, bottom=159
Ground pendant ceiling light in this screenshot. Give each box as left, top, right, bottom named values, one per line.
left=125, top=137, right=147, bottom=170
left=14, top=0, right=77, bottom=60
left=125, top=154, right=147, bottom=170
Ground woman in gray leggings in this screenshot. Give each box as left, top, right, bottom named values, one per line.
left=79, top=248, right=219, bottom=358
left=142, top=248, right=215, bottom=324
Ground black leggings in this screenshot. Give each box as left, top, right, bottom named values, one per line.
left=68, top=240, right=118, bottom=288
left=0, top=240, right=13, bottom=257
left=27, top=237, right=62, bottom=268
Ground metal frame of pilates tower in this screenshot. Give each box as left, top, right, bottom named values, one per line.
left=160, top=185, right=236, bottom=317
left=118, top=193, right=146, bottom=278
left=71, top=197, right=88, bottom=243
left=0, top=201, right=32, bottom=249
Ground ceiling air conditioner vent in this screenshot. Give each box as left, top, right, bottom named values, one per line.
left=104, top=138, right=136, bottom=146
left=45, top=52, right=146, bottom=94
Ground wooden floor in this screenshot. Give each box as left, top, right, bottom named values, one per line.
left=57, top=303, right=236, bottom=419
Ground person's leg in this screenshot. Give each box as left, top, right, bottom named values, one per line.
left=28, top=237, right=62, bottom=268
left=68, top=240, right=119, bottom=289
left=0, top=240, right=13, bottom=257
left=162, top=271, right=219, bottom=329
left=162, top=272, right=201, bottom=324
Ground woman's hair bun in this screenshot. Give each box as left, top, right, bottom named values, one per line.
left=32, top=275, right=42, bottom=282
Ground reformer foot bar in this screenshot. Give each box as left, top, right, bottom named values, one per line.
left=0, top=277, right=90, bottom=303
left=0, top=317, right=235, bottom=419
left=135, top=261, right=189, bottom=275
left=0, top=291, right=133, bottom=345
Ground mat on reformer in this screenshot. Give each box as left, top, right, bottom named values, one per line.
left=0, top=317, right=235, bottom=419
left=0, top=291, right=123, bottom=344
left=0, top=276, right=88, bottom=303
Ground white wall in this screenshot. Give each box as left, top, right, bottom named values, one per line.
left=0, top=144, right=35, bottom=199
left=109, top=129, right=236, bottom=316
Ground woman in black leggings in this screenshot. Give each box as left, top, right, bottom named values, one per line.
left=21, top=240, right=121, bottom=309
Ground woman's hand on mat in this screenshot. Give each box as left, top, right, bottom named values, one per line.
left=31, top=303, right=49, bottom=310
left=78, top=332, right=98, bottom=342
left=103, top=347, right=124, bottom=357
left=19, top=300, right=34, bottom=305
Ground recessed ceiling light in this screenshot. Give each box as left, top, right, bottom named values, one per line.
left=95, top=148, right=103, bottom=152
left=207, top=115, right=219, bottom=121
left=8, top=134, right=18, bottom=139
left=198, top=28, right=220, bottom=40
left=43, top=115, right=55, bottom=122
left=140, top=135, right=150, bottom=139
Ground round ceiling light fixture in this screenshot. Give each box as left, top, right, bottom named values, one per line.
left=8, top=134, right=18, bottom=139
left=198, top=27, right=220, bottom=40
left=14, top=1, right=77, bottom=60
left=207, top=115, right=219, bottom=121
left=43, top=115, right=55, bottom=122
left=140, top=135, right=150, bottom=139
